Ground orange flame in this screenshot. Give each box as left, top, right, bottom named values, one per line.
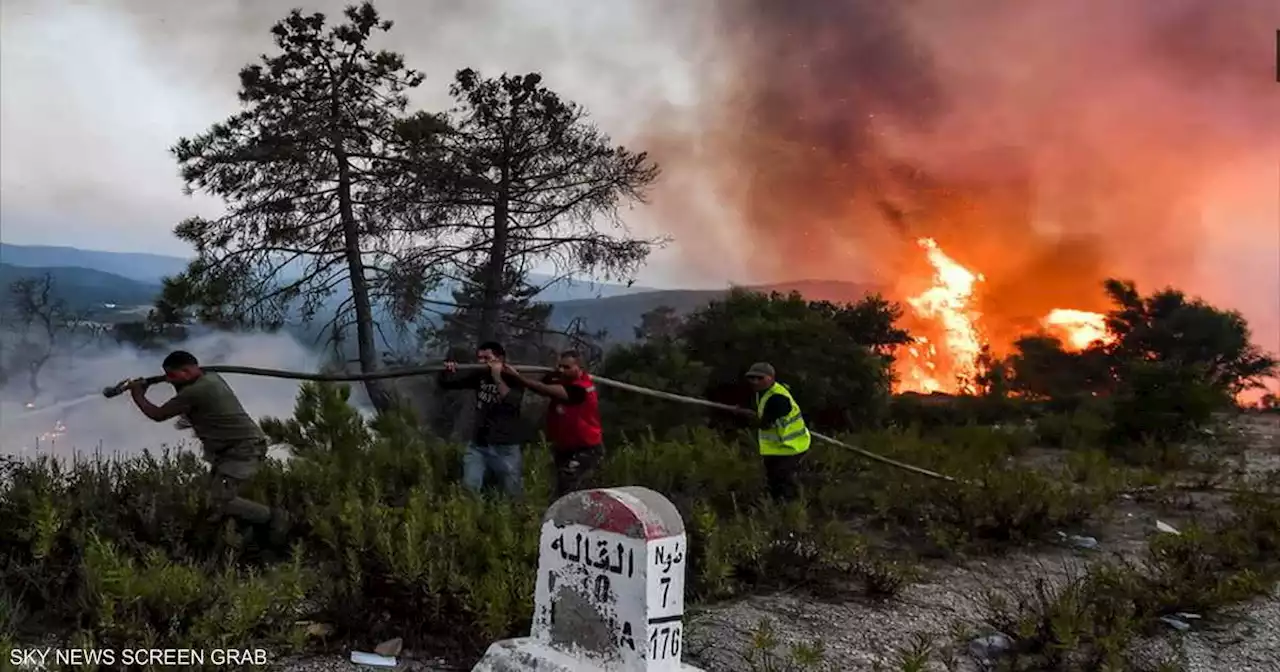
left=899, top=238, right=985, bottom=393
left=1042, top=309, right=1115, bottom=351
left=896, top=238, right=1112, bottom=393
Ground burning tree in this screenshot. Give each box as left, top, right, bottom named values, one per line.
left=894, top=237, right=1117, bottom=395
left=162, top=3, right=433, bottom=411
left=998, top=278, right=1278, bottom=446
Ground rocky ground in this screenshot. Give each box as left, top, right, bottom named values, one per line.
left=685, top=414, right=1280, bottom=672
left=285, top=415, right=1280, bottom=672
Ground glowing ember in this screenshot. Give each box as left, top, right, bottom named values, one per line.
left=1043, top=309, right=1115, bottom=351
left=39, top=419, right=68, bottom=443
left=20, top=419, right=69, bottom=452
left=900, top=238, right=985, bottom=393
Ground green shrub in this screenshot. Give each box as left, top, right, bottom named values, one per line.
left=888, top=393, right=1035, bottom=432
left=2, top=383, right=909, bottom=660
left=736, top=617, right=826, bottom=672
left=812, top=427, right=1119, bottom=554
left=1106, top=360, right=1230, bottom=449
left=677, top=289, right=899, bottom=430
left=80, top=534, right=311, bottom=653
left=0, top=380, right=1183, bottom=662
left=984, top=489, right=1280, bottom=671
left=597, top=338, right=713, bottom=444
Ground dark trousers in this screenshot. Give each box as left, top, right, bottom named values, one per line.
left=206, top=447, right=289, bottom=545
left=762, top=453, right=805, bottom=502
left=208, top=457, right=273, bottom=525
left=552, top=445, right=604, bottom=500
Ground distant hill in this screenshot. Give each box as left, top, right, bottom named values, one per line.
left=549, top=289, right=726, bottom=340
left=0, top=242, right=657, bottom=302
left=0, top=243, right=882, bottom=347
left=0, top=263, right=162, bottom=315
left=549, top=280, right=882, bottom=343
left=0, top=243, right=190, bottom=284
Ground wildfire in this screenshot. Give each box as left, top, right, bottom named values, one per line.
left=895, top=238, right=1112, bottom=394
left=1042, top=309, right=1114, bottom=351
left=900, top=239, right=985, bottom=393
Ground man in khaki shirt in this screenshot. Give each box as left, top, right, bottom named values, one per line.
left=121, top=350, right=289, bottom=543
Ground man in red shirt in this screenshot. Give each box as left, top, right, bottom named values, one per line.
left=505, top=350, right=603, bottom=500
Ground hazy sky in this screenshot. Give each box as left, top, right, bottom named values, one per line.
left=0, top=0, right=722, bottom=287
left=1, top=0, right=1276, bottom=356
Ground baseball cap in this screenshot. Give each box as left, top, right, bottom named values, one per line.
left=745, top=362, right=775, bottom=378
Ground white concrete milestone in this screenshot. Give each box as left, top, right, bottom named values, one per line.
left=472, top=486, right=703, bottom=672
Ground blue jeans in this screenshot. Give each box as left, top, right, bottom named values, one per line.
left=463, top=443, right=523, bottom=499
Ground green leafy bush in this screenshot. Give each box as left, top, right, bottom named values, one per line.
left=984, top=488, right=1280, bottom=671
left=3, top=380, right=1133, bottom=662
left=679, top=289, right=898, bottom=430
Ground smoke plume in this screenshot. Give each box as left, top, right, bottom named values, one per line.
left=0, top=332, right=320, bottom=460
left=1, top=0, right=1275, bottom=373
left=655, top=0, right=1280, bottom=354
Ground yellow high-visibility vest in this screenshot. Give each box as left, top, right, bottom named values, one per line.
left=756, top=382, right=811, bottom=456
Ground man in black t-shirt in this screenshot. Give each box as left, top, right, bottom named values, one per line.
left=439, top=341, right=529, bottom=499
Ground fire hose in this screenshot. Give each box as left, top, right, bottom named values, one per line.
left=99, top=365, right=1280, bottom=499
left=103, top=363, right=959, bottom=483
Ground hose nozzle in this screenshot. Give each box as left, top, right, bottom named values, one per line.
left=102, top=383, right=129, bottom=398
left=102, top=375, right=164, bottom=398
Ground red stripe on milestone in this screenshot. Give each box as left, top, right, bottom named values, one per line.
left=581, top=490, right=645, bottom=537
left=550, top=489, right=678, bottom=539
left=592, top=490, right=677, bottom=540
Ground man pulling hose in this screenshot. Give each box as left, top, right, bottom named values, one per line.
left=743, top=362, right=811, bottom=501
left=115, top=350, right=291, bottom=544
left=505, top=350, right=605, bottom=500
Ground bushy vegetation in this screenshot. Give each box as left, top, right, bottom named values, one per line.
left=982, top=480, right=1280, bottom=671
left=0, top=390, right=1156, bottom=664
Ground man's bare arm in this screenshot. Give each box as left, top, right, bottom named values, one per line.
left=519, top=375, right=570, bottom=401
left=130, top=384, right=191, bottom=422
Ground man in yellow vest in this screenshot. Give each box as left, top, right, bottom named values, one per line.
left=744, top=362, right=811, bottom=501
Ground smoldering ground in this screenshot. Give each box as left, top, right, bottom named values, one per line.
left=0, top=332, right=322, bottom=460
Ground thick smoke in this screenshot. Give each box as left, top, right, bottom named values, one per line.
left=656, top=0, right=1280, bottom=354
left=1, top=0, right=1274, bottom=365
left=0, top=332, right=321, bottom=461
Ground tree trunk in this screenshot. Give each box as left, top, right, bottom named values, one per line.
left=335, top=142, right=394, bottom=413
left=453, top=165, right=512, bottom=443
left=476, top=175, right=511, bottom=343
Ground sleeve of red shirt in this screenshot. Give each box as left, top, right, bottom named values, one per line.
left=543, top=373, right=588, bottom=405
